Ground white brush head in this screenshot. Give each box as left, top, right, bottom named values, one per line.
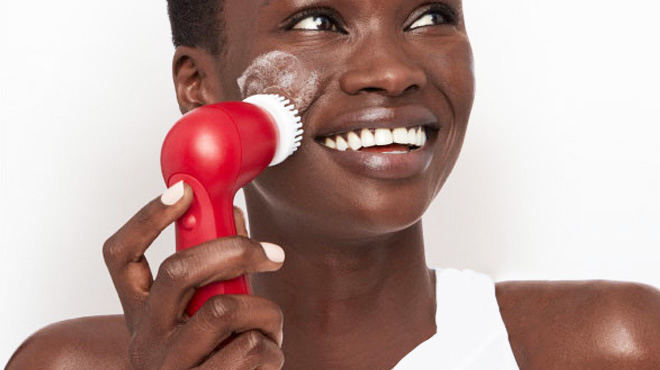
left=243, top=94, right=303, bottom=167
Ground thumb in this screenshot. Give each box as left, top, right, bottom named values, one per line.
left=233, top=206, right=249, bottom=236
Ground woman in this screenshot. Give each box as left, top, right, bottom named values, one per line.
left=8, top=0, right=660, bottom=369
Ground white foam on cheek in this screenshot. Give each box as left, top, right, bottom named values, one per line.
left=237, top=51, right=320, bottom=113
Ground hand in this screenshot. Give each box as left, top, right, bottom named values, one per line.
left=102, top=182, right=285, bottom=369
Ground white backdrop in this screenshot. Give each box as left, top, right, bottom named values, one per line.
left=2, top=0, right=659, bottom=365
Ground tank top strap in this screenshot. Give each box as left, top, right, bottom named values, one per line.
left=392, top=268, right=520, bottom=369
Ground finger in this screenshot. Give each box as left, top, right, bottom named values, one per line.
left=233, top=206, right=248, bottom=236
left=198, top=330, right=284, bottom=370
left=167, top=295, right=283, bottom=369
left=146, top=237, right=284, bottom=328
left=103, top=181, right=193, bottom=331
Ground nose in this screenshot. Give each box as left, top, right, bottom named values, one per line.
left=339, top=37, right=427, bottom=97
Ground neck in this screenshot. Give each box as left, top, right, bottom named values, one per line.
left=245, top=197, right=437, bottom=370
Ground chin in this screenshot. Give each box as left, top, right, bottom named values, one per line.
left=341, top=181, right=433, bottom=237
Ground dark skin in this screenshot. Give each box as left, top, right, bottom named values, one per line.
left=7, top=0, right=660, bottom=369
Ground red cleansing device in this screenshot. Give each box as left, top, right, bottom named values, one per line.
left=160, top=94, right=302, bottom=315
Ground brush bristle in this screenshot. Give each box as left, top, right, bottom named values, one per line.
left=243, top=93, right=304, bottom=166
left=271, top=94, right=303, bottom=155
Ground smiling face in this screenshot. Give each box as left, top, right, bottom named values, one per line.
left=208, top=0, right=475, bottom=240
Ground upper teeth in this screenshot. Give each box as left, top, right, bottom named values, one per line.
left=323, top=126, right=427, bottom=151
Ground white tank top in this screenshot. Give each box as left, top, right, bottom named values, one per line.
left=392, top=269, right=520, bottom=369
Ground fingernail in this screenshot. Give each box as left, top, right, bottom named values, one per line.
left=260, top=242, right=285, bottom=263
left=161, top=180, right=185, bottom=206
left=235, top=207, right=245, bottom=220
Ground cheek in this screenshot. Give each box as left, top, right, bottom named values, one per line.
left=424, top=39, right=475, bottom=196
left=428, top=38, right=476, bottom=121
left=235, top=50, right=321, bottom=113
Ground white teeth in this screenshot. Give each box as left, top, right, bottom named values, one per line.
left=392, top=128, right=409, bottom=144
left=335, top=135, right=348, bottom=151
left=322, top=126, right=427, bottom=152
left=361, top=128, right=376, bottom=147
left=324, top=137, right=336, bottom=149
left=374, top=129, right=394, bottom=146
left=408, top=128, right=417, bottom=145
left=347, top=131, right=362, bottom=151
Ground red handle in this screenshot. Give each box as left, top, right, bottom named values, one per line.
left=169, top=174, right=251, bottom=316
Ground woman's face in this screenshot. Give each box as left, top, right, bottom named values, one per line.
left=215, top=0, right=474, bottom=239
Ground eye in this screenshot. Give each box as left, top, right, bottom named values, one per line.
left=286, top=8, right=344, bottom=32
left=293, top=15, right=338, bottom=31
left=409, top=13, right=447, bottom=29
left=407, top=4, right=458, bottom=30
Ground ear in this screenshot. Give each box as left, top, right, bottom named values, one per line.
left=172, top=46, right=224, bottom=114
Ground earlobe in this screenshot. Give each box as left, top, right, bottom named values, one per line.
left=172, top=46, right=224, bottom=114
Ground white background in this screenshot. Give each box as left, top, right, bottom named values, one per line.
left=2, top=0, right=659, bottom=364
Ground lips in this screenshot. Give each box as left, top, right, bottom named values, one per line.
left=309, top=105, right=439, bottom=180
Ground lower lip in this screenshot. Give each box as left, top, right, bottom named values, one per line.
left=316, top=134, right=435, bottom=180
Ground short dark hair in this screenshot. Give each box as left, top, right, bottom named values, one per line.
left=167, top=0, right=225, bottom=55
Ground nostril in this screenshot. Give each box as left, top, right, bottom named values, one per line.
left=358, top=85, right=419, bottom=96
left=404, top=85, right=419, bottom=94
left=361, top=87, right=384, bottom=93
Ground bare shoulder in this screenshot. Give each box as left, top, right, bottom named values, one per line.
left=6, top=315, right=131, bottom=370
left=495, top=280, right=660, bottom=370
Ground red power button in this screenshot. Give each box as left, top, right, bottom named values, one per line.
left=182, top=214, right=197, bottom=230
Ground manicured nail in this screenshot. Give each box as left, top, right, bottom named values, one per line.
left=161, top=180, right=185, bottom=206
left=260, top=242, right=285, bottom=263
left=235, top=206, right=245, bottom=220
